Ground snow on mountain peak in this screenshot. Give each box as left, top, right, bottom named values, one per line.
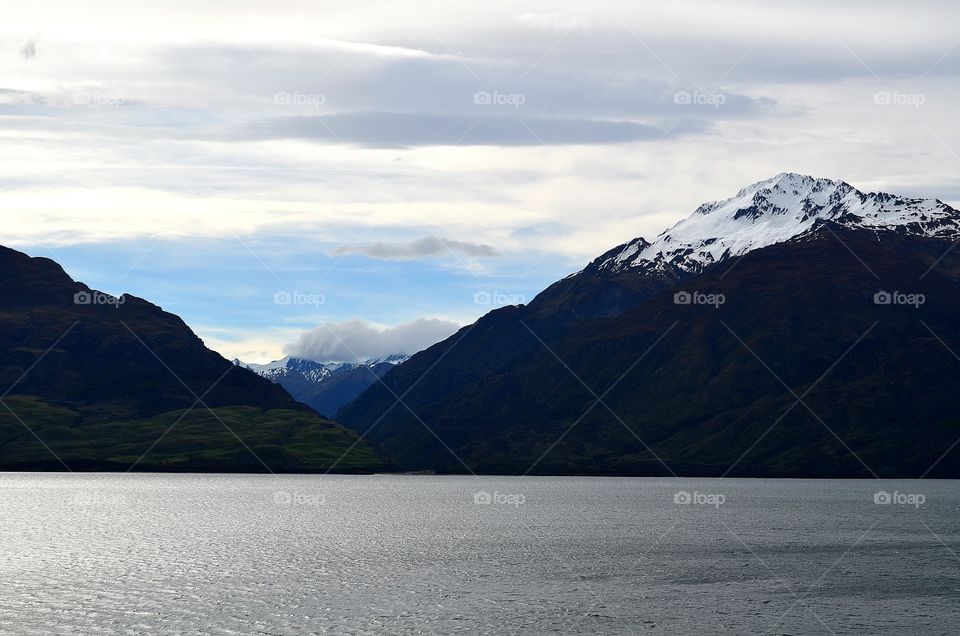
left=238, top=356, right=291, bottom=372
left=601, top=174, right=960, bottom=275
left=236, top=354, right=411, bottom=383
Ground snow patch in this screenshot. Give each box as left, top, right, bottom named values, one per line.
left=597, top=173, right=960, bottom=275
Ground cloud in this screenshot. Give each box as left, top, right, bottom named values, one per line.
left=0, top=35, right=769, bottom=149
left=284, top=318, right=460, bottom=362
left=156, top=42, right=772, bottom=119
left=331, top=236, right=500, bottom=260
left=242, top=113, right=711, bottom=148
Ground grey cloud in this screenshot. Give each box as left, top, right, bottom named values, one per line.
left=379, top=9, right=960, bottom=85
left=239, top=112, right=711, bottom=147
left=159, top=43, right=774, bottom=121
left=284, top=318, right=459, bottom=362
left=0, top=39, right=771, bottom=150
left=331, top=236, right=500, bottom=260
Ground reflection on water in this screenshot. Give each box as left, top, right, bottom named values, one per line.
left=0, top=474, right=957, bottom=634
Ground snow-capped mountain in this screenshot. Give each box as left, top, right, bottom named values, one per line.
left=595, top=173, right=960, bottom=276
left=237, top=356, right=329, bottom=381
left=234, top=354, right=409, bottom=417
left=236, top=354, right=408, bottom=379
left=338, top=175, right=960, bottom=477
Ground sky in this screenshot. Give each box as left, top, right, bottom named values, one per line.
left=2, top=0, right=959, bottom=362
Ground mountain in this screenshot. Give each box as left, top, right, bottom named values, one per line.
left=235, top=355, right=409, bottom=417
left=337, top=174, right=960, bottom=477
left=597, top=173, right=960, bottom=277
left=0, top=245, right=388, bottom=472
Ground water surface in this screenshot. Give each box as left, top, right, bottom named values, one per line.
left=0, top=474, right=958, bottom=634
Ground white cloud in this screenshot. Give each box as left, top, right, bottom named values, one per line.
left=284, top=318, right=460, bottom=362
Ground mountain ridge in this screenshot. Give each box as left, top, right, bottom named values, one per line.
left=0, top=245, right=389, bottom=472
left=591, top=173, right=960, bottom=277
left=236, top=354, right=410, bottom=417
left=337, top=175, right=960, bottom=477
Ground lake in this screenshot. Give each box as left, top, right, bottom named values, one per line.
left=0, top=474, right=957, bottom=634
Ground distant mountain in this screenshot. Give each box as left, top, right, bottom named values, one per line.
left=0, top=245, right=388, bottom=472
left=235, top=355, right=409, bottom=417
left=338, top=174, right=960, bottom=477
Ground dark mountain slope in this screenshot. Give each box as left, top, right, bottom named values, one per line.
left=337, top=224, right=960, bottom=477
left=0, top=245, right=387, bottom=472
left=293, top=360, right=402, bottom=417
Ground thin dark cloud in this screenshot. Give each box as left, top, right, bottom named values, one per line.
left=331, top=236, right=500, bottom=260
left=241, top=112, right=711, bottom=147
